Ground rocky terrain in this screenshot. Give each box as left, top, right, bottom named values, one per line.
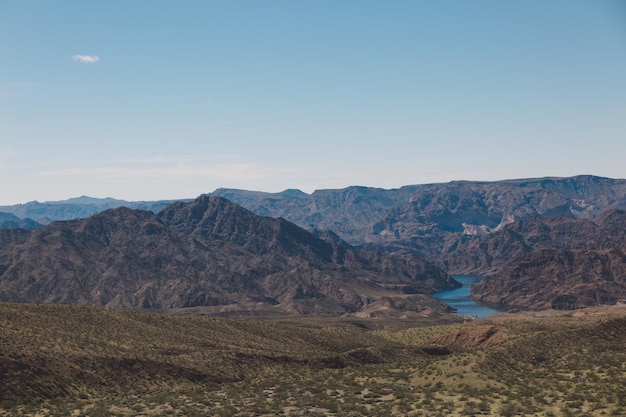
left=472, top=246, right=626, bottom=310
left=210, top=176, right=626, bottom=261
left=5, top=175, right=626, bottom=263
left=368, top=175, right=626, bottom=259
left=439, top=209, right=626, bottom=275
left=436, top=209, right=626, bottom=311
left=3, top=175, right=626, bottom=313
left=0, top=196, right=458, bottom=317
left=209, top=185, right=423, bottom=245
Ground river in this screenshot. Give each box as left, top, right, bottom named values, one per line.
left=432, top=275, right=501, bottom=318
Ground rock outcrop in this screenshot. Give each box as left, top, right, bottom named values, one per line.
left=471, top=246, right=626, bottom=310
left=439, top=209, right=626, bottom=275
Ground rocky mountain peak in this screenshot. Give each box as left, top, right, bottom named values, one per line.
left=158, top=196, right=334, bottom=259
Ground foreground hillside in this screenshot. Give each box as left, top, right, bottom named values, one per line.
left=2, top=302, right=626, bottom=416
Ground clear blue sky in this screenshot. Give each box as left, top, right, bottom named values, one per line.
left=1, top=1, right=625, bottom=204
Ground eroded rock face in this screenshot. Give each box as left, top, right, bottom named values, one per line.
left=439, top=209, right=626, bottom=275
left=471, top=247, right=626, bottom=310
left=210, top=175, right=626, bottom=262
left=4, top=175, right=626, bottom=264
left=0, top=196, right=458, bottom=317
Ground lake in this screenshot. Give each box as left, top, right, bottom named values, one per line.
left=432, top=275, right=501, bottom=318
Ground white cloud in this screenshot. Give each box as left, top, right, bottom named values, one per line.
left=73, top=54, right=100, bottom=64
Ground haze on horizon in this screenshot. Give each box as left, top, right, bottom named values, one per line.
left=1, top=1, right=625, bottom=206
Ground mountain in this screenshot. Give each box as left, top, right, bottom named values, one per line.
left=209, top=185, right=423, bottom=245
left=0, top=196, right=189, bottom=225
left=0, top=212, right=42, bottom=229
left=369, top=175, right=626, bottom=259
left=0, top=196, right=458, bottom=317
left=436, top=209, right=626, bottom=311
left=439, top=209, right=626, bottom=275
left=4, top=175, right=626, bottom=264
left=209, top=176, right=626, bottom=261
left=471, top=246, right=626, bottom=310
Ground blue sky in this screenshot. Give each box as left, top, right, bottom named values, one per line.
left=1, top=1, right=625, bottom=205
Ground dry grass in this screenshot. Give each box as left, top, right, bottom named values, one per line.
left=2, top=303, right=626, bottom=416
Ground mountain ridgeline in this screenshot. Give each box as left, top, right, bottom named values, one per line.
left=0, top=196, right=458, bottom=317
left=211, top=175, right=626, bottom=260
left=2, top=175, right=626, bottom=313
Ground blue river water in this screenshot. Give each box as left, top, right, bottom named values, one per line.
left=432, top=275, right=501, bottom=318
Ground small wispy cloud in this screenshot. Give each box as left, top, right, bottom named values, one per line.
left=73, top=54, right=100, bottom=64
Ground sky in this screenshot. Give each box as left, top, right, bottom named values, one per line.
left=1, top=1, right=626, bottom=205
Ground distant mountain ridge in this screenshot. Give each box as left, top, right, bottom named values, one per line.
left=0, top=196, right=190, bottom=225
left=4, top=176, right=626, bottom=262
left=0, top=212, right=42, bottom=230
left=366, top=175, right=626, bottom=259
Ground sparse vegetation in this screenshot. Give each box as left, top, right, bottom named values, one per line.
left=1, top=302, right=626, bottom=416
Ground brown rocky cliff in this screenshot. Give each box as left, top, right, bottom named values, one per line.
left=471, top=246, right=626, bottom=310
left=439, top=209, right=626, bottom=275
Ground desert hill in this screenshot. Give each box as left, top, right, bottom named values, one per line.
left=2, top=301, right=625, bottom=416
left=0, top=196, right=458, bottom=316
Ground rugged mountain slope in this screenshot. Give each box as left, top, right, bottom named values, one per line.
left=446, top=209, right=626, bottom=311
left=471, top=246, right=626, bottom=310
left=157, top=196, right=460, bottom=316
left=4, top=176, right=626, bottom=263
left=210, top=176, right=626, bottom=261
left=0, top=196, right=458, bottom=316
left=210, top=185, right=422, bottom=245
left=371, top=175, right=626, bottom=259
left=439, top=209, right=626, bottom=274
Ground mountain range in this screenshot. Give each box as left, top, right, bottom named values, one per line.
left=2, top=174, right=626, bottom=313
left=0, top=196, right=457, bottom=317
